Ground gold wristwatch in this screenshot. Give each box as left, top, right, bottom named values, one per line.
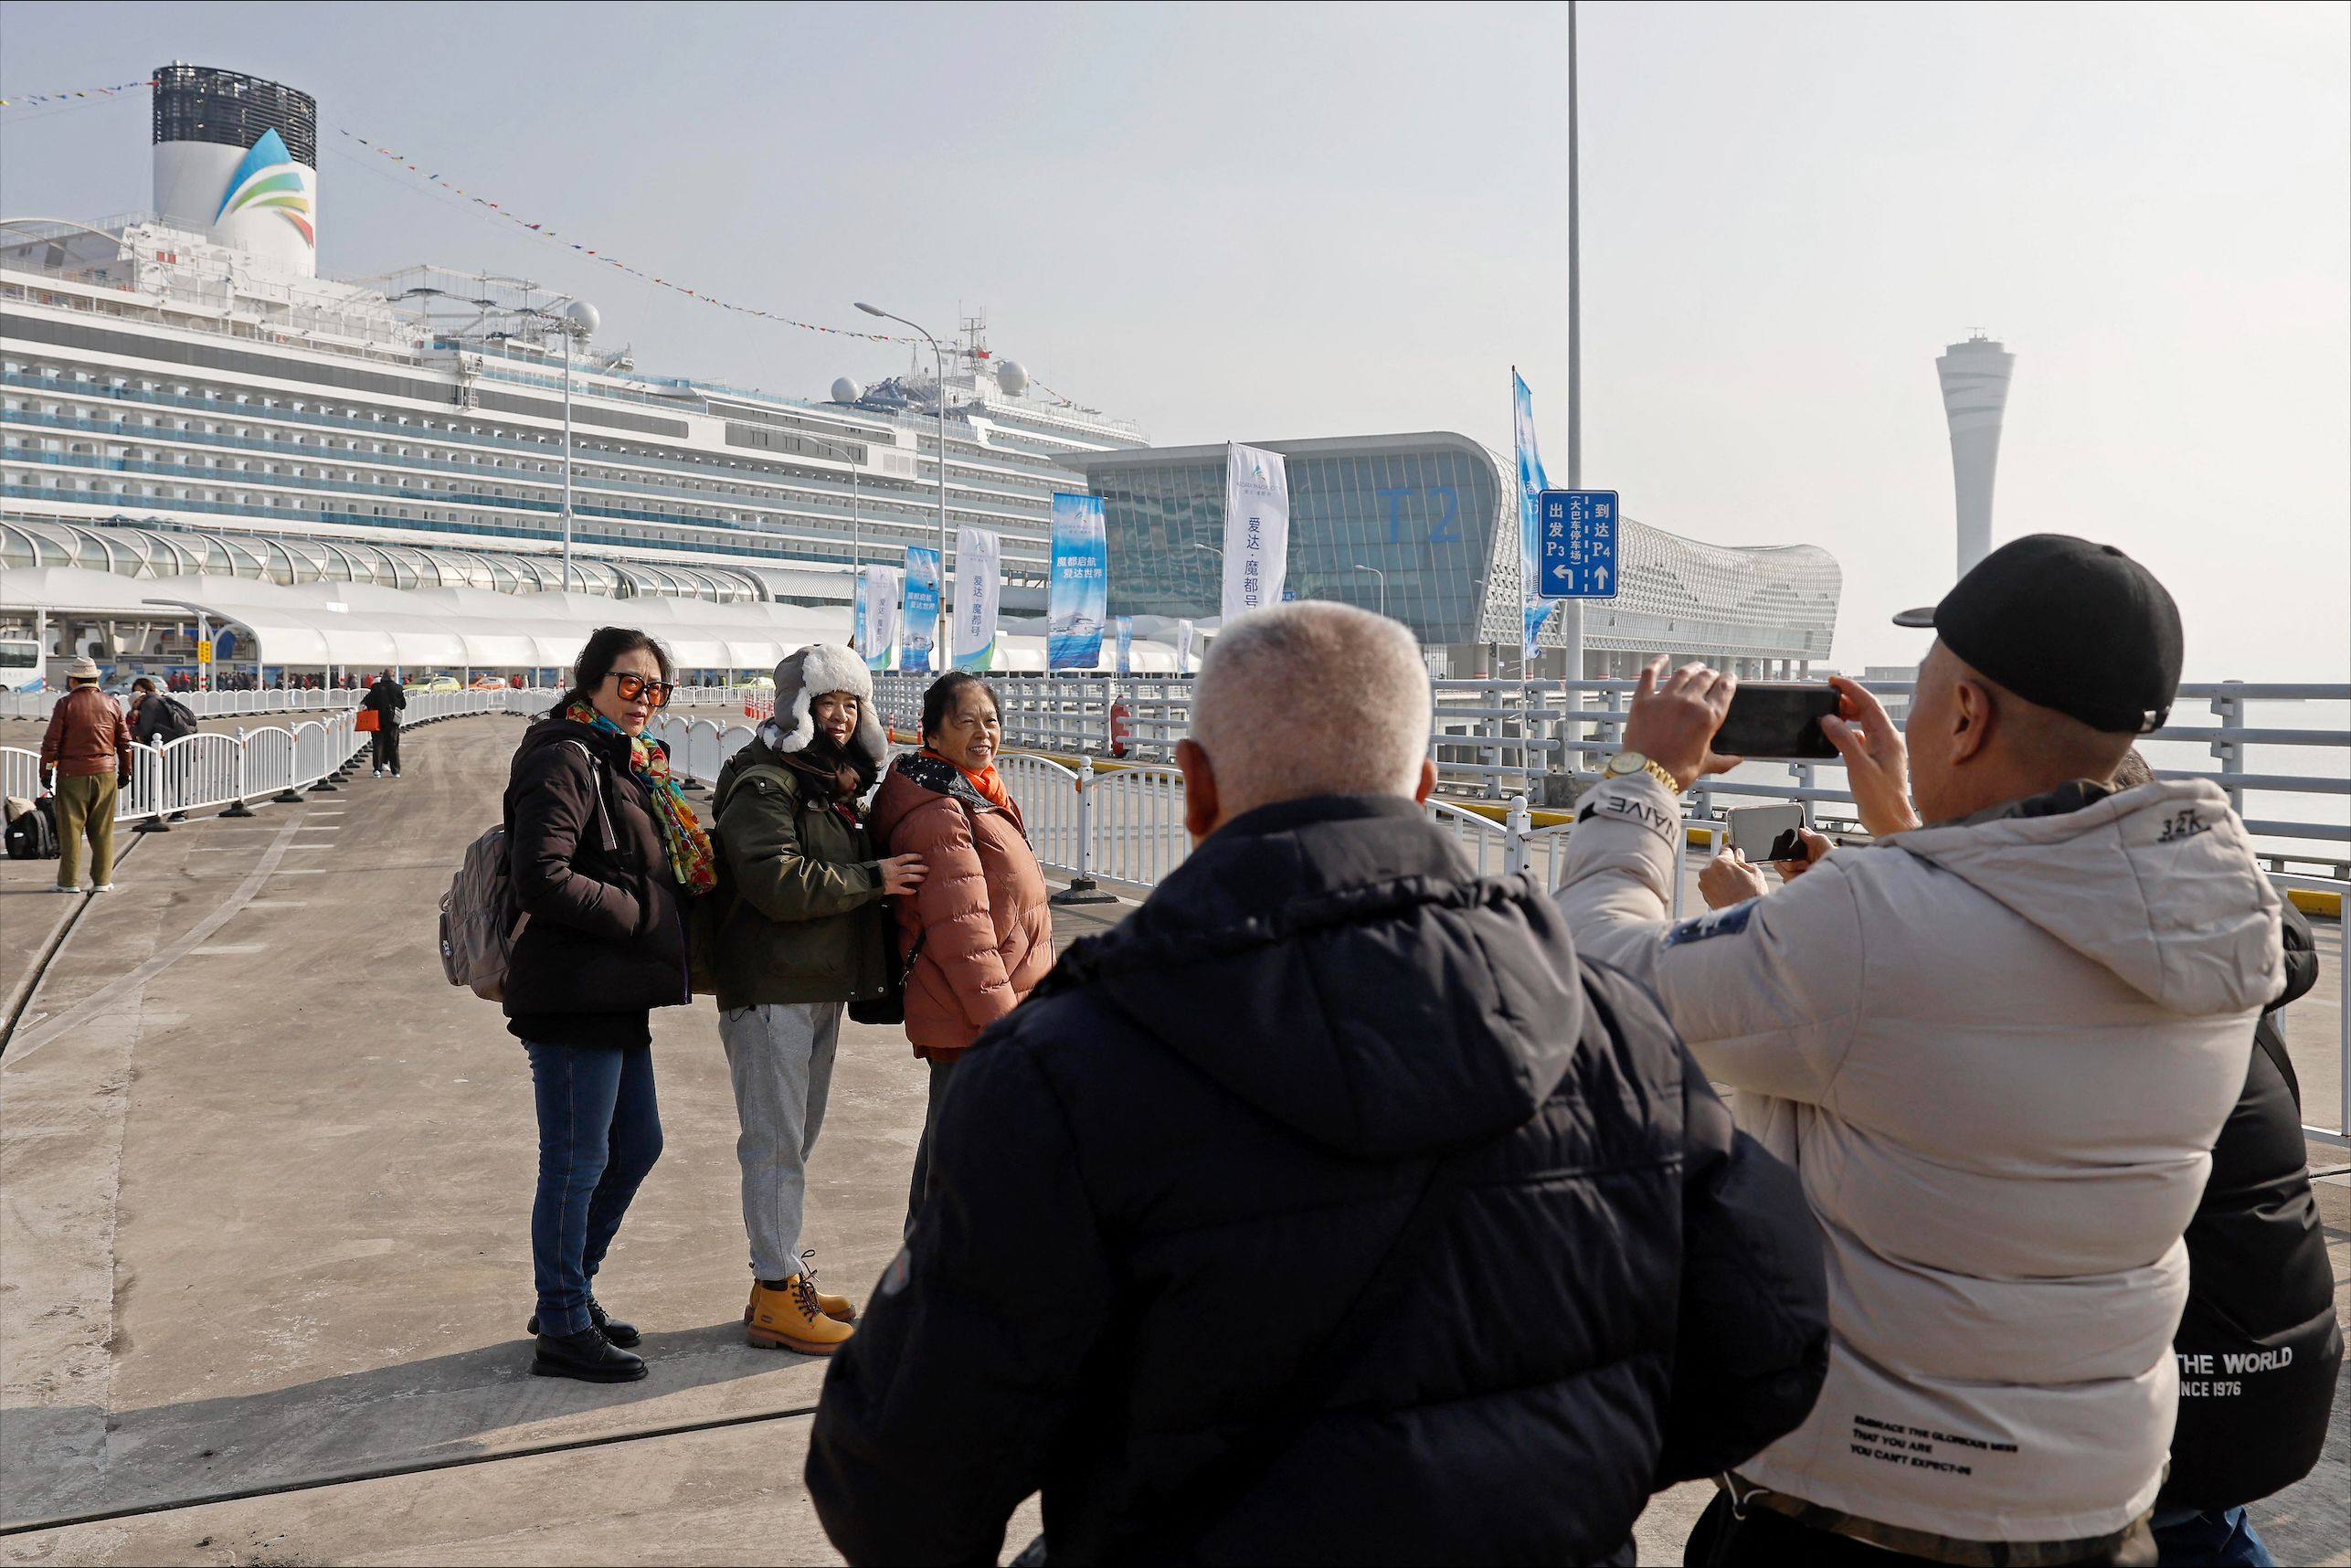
left=1603, top=750, right=1683, bottom=796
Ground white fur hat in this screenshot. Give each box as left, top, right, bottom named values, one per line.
left=768, top=644, right=885, bottom=768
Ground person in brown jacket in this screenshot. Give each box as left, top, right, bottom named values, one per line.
left=38, top=656, right=132, bottom=895
left=866, top=672, right=1053, bottom=1228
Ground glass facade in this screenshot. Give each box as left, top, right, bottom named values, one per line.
left=1090, top=434, right=1508, bottom=646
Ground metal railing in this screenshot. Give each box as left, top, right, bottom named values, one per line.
left=0, top=686, right=521, bottom=818
left=874, top=674, right=2349, bottom=871
left=0, top=688, right=365, bottom=720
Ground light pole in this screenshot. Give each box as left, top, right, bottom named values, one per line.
left=1561, top=0, right=1585, bottom=694
left=856, top=302, right=948, bottom=661
left=554, top=299, right=598, bottom=594
left=800, top=433, right=863, bottom=571
left=1352, top=562, right=1387, bottom=620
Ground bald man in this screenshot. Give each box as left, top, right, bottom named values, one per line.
left=810, top=602, right=1829, bottom=1565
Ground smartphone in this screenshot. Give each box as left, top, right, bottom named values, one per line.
left=1715, top=683, right=1840, bottom=760
left=1727, top=803, right=1806, bottom=862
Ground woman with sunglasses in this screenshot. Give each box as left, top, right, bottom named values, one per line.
left=503, top=628, right=715, bottom=1383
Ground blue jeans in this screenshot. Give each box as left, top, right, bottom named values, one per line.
left=2151, top=1507, right=2273, bottom=1567
left=524, top=1042, right=663, bottom=1336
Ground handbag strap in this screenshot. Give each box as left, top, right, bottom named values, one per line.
left=1160, top=1140, right=1479, bottom=1530
left=562, top=739, right=619, bottom=854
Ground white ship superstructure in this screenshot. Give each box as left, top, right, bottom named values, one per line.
left=1, top=66, right=1143, bottom=605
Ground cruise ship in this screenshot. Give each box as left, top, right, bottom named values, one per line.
left=0, top=65, right=1145, bottom=609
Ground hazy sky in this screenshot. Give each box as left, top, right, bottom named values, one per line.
left=3, top=1, right=2344, bottom=677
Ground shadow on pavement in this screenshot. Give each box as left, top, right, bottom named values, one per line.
left=4, top=1319, right=819, bottom=1528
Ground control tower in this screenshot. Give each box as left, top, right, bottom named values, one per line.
left=1937, top=334, right=2016, bottom=577
left=151, top=63, right=317, bottom=278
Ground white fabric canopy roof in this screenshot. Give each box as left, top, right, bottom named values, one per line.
left=3, top=566, right=850, bottom=671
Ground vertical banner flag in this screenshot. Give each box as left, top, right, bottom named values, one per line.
left=852, top=571, right=867, bottom=659
left=952, top=526, right=1002, bottom=671
left=857, top=565, right=902, bottom=670
left=1176, top=618, right=1196, bottom=673
left=1513, top=370, right=1554, bottom=653
left=1048, top=493, right=1109, bottom=672
left=903, top=546, right=941, bottom=674
left=1221, top=442, right=1290, bottom=624
left=1115, top=616, right=1135, bottom=676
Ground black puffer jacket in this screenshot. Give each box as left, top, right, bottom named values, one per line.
left=501, top=717, right=690, bottom=1046
left=2164, top=901, right=2340, bottom=1509
left=808, top=794, right=1828, bottom=1565
left=360, top=676, right=406, bottom=728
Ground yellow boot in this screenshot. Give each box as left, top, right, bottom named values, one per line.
left=742, top=1259, right=855, bottom=1327
left=747, top=1276, right=855, bottom=1354
left=800, top=1249, right=858, bottom=1323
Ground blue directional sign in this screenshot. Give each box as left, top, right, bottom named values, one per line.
left=1536, top=489, right=1620, bottom=599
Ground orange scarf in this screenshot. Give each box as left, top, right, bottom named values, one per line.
left=922, top=747, right=1012, bottom=814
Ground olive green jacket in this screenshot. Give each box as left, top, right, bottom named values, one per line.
left=708, top=737, right=888, bottom=1008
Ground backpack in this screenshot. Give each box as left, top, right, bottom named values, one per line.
left=440, top=741, right=613, bottom=1002
left=157, top=696, right=197, bottom=741
left=5, top=795, right=59, bottom=861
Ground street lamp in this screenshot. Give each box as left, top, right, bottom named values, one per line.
left=856, top=302, right=948, bottom=660
left=1352, top=562, right=1387, bottom=620
left=552, top=299, right=598, bottom=594
left=798, top=432, right=863, bottom=572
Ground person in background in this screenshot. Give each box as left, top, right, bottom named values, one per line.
left=807, top=603, right=1829, bottom=1564
left=865, top=671, right=1053, bottom=1229
left=710, top=645, right=925, bottom=1357
left=128, top=675, right=195, bottom=750
left=1556, top=536, right=2282, bottom=1566
left=361, top=671, right=407, bottom=779
left=38, top=656, right=132, bottom=895
left=503, top=628, right=711, bottom=1384
left=2111, top=745, right=2339, bottom=1568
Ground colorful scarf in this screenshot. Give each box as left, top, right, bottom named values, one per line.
left=566, top=702, right=718, bottom=894
left=920, top=746, right=1013, bottom=816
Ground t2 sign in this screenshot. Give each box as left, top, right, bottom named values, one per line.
left=1537, top=489, right=1619, bottom=599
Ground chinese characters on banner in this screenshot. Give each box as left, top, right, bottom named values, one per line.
left=1115, top=616, right=1135, bottom=676
left=1221, top=442, right=1289, bottom=624
left=1047, top=493, right=1109, bottom=672
left=855, top=565, right=902, bottom=670
left=1513, top=370, right=1557, bottom=652
left=1176, top=618, right=1196, bottom=673
left=952, top=526, right=1002, bottom=672
left=902, top=546, right=941, bottom=673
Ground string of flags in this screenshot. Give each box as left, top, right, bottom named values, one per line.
left=0, top=79, right=912, bottom=347
left=329, top=128, right=913, bottom=344
left=0, top=77, right=155, bottom=109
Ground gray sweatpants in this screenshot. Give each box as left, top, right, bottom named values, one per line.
left=718, top=1001, right=842, bottom=1281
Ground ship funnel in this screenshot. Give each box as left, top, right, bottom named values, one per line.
left=152, top=64, right=318, bottom=278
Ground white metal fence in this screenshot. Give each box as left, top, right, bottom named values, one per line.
left=0, top=687, right=364, bottom=721
left=0, top=686, right=521, bottom=821
left=875, top=674, right=2350, bottom=874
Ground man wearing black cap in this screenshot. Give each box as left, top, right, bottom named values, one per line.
left=1554, top=535, right=2284, bottom=1565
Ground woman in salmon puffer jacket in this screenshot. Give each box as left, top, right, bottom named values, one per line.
left=866, top=672, right=1053, bottom=1231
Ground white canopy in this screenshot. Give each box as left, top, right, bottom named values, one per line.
left=3, top=565, right=850, bottom=672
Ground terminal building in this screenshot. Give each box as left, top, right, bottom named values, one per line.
left=1062, top=434, right=1842, bottom=679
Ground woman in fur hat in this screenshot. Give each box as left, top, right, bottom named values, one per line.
left=708, top=644, right=926, bottom=1355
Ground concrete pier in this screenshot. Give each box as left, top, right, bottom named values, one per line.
left=2, top=715, right=2343, bottom=1564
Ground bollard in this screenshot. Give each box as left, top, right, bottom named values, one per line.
left=1050, top=756, right=1116, bottom=906
left=1505, top=794, right=1532, bottom=877
left=221, top=727, right=257, bottom=817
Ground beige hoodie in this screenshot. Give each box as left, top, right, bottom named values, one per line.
left=1556, top=774, right=2281, bottom=1547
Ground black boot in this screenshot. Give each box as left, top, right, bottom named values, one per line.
left=531, top=1326, right=646, bottom=1383
left=527, top=1298, right=641, bottom=1349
